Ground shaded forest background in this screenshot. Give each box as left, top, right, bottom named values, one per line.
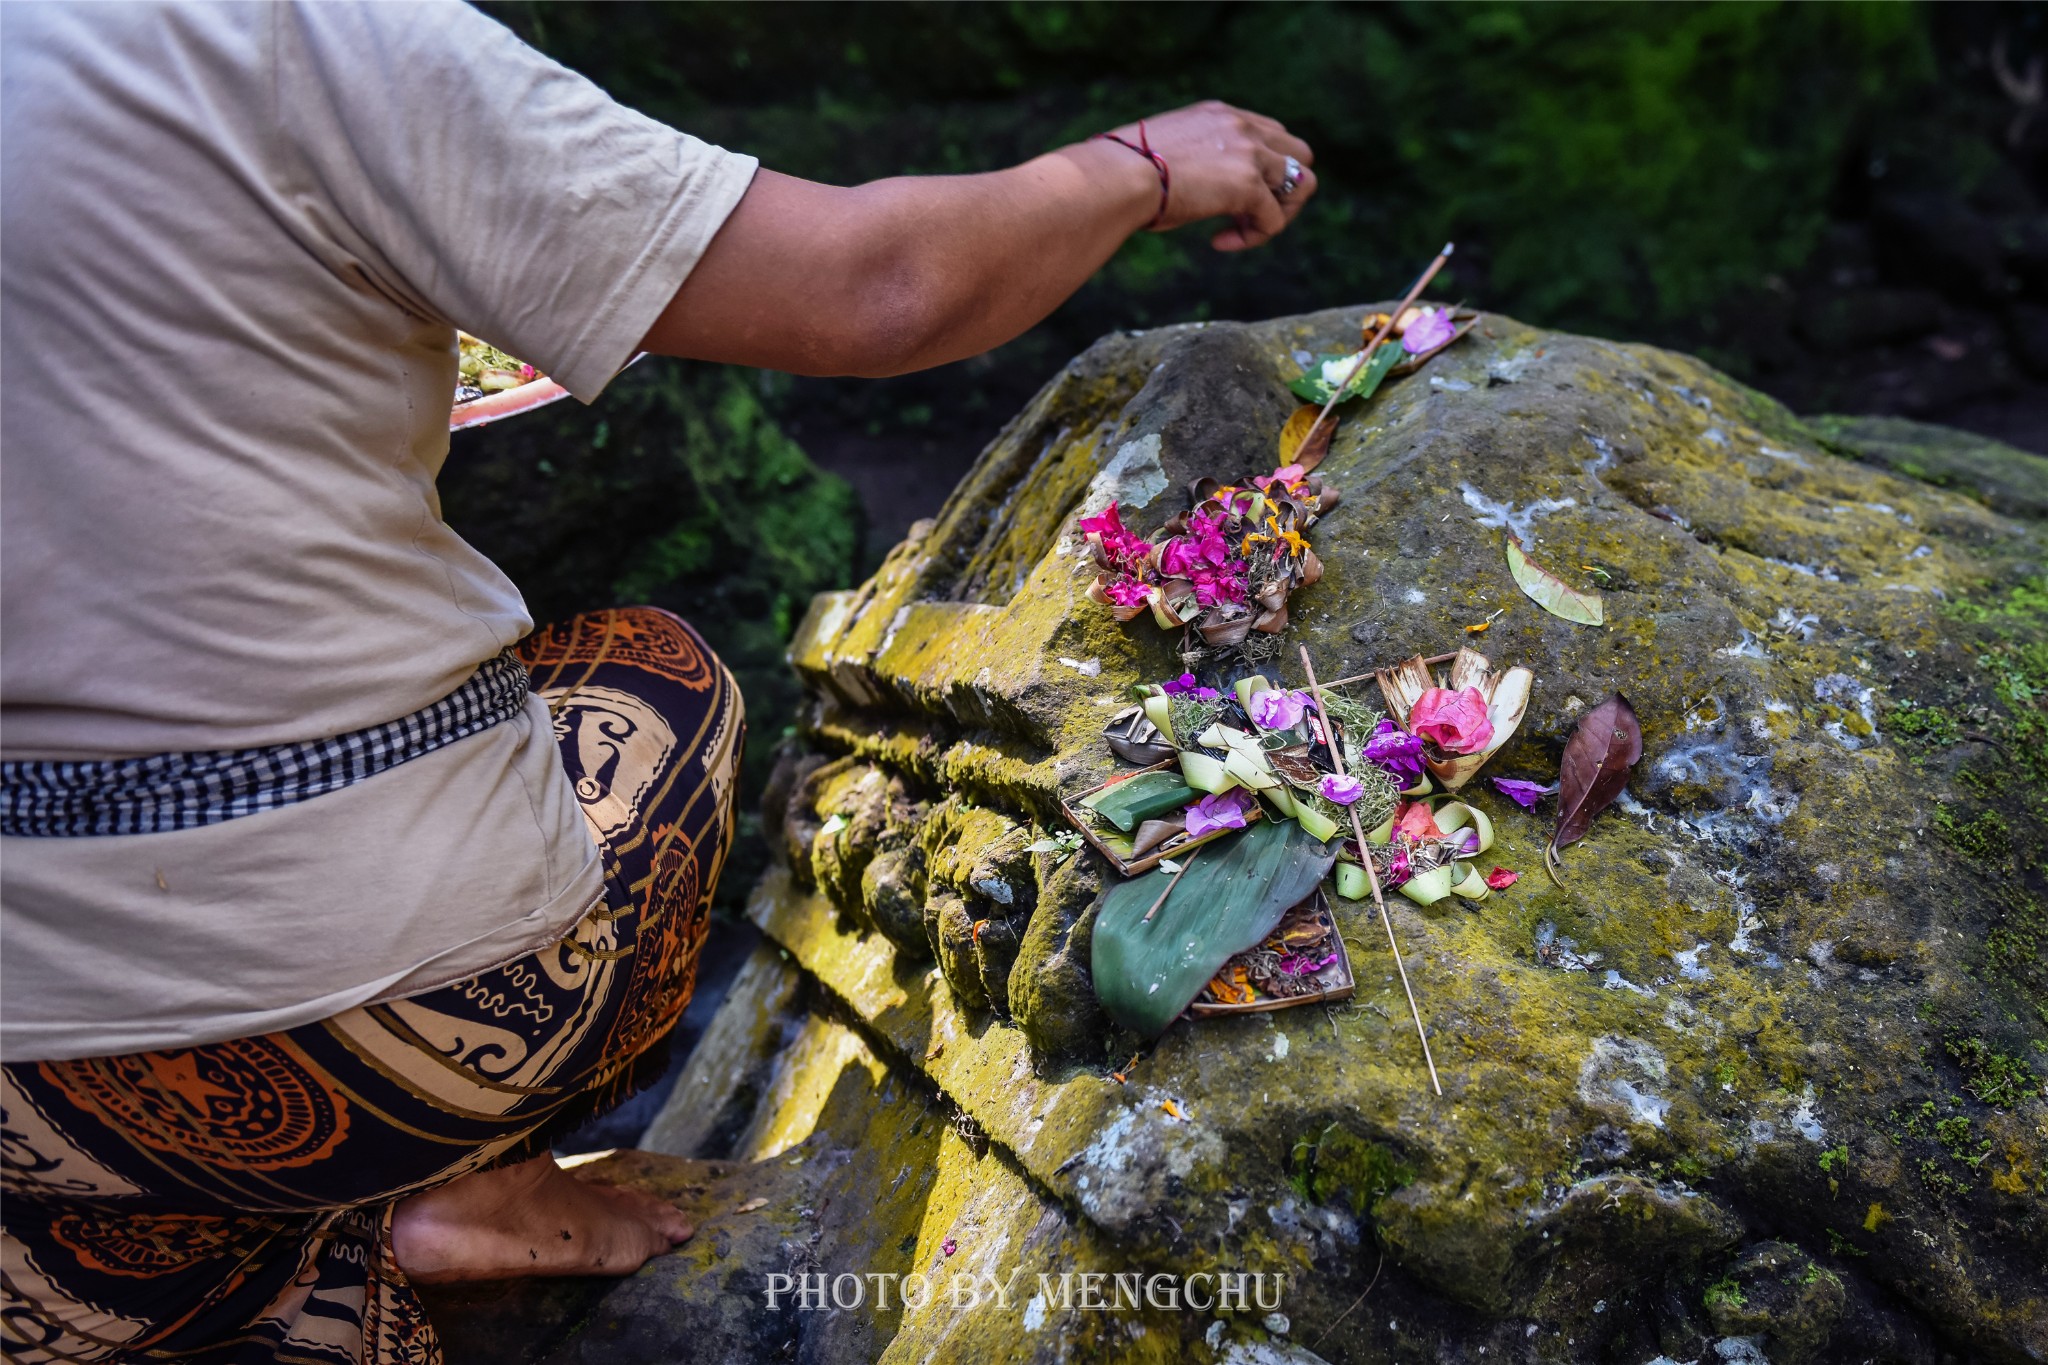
left=443, top=0, right=2048, bottom=916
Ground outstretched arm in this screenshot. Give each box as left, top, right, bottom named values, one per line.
left=638, top=102, right=1317, bottom=378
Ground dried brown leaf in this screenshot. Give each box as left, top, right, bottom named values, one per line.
left=1278, top=405, right=1337, bottom=473
left=1549, top=693, right=1641, bottom=863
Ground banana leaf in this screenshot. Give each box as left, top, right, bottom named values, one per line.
left=1091, top=817, right=1340, bottom=1038
left=1083, top=770, right=1197, bottom=833
left=1288, top=344, right=1404, bottom=405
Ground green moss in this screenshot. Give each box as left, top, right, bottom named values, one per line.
left=1945, top=1033, right=2040, bottom=1110
left=1704, top=1275, right=1747, bottom=1312
left=1817, top=1145, right=1849, bottom=1175
left=1933, top=1115, right=1991, bottom=1168
left=1935, top=806, right=2012, bottom=862
left=1288, top=1123, right=1415, bottom=1219
left=1917, top=1158, right=1971, bottom=1198
left=1886, top=701, right=1964, bottom=746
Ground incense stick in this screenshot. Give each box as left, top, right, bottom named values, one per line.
left=1300, top=645, right=1443, bottom=1097
left=1321, top=652, right=1458, bottom=692
left=1298, top=243, right=1455, bottom=454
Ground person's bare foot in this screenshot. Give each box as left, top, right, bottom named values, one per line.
left=391, top=1155, right=694, bottom=1283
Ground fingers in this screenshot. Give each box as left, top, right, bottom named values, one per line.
left=1210, top=146, right=1311, bottom=252
left=1277, top=164, right=1318, bottom=224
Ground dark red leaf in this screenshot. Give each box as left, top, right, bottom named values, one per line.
left=1550, top=693, right=1642, bottom=855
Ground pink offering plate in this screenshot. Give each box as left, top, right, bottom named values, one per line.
left=448, top=353, right=647, bottom=433
left=449, top=376, right=571, bottom=432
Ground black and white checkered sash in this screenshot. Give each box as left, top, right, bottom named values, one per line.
left=1, top=652, right=532, bottom=837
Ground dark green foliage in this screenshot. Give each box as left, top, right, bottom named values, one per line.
left=440, top=359, right=861, bottom=906
left=484, top=1, right=1931, bottom=341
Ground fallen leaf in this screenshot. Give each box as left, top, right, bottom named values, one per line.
left=1548, top=694, right=1642, bottom=879
left=1278, top=405, right=1337, bottom=473
left=1507, top=536, right=1604, bottom=626
left=735, top=1197, right=768, bottom=1214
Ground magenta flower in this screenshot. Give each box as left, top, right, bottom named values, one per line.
left=1077, top=502, right=1150, bottom=570
left=1385, top=838, right=1413, bottom=887
left=1186, top=511, right=1231, bottom=565
left=1250, top=688, right=1311, bottom=730
left=1102, top=577, right=1153, bottom=608
left=1485, top=866, right=1520, bottom=891
left=1363, top=718, right=1426, bottom=779
left=1409, top=687, right=1494, bottom=755
left=1252, top=463, right=1306, bottom=492
left=1490, top=777, right=1557, bottom=808
left=1278, top=951, right=1338, bottom=977
left=1189, top=561, right=1248, bottom=608
left=1319, top=773, right=1365, bottom=806
left=1160, top=672, right=1220, bottom=701
left=1401, top=307, right=1457, bottom=354
left=1185, top=789, right=1254, bottom=839
left=1158, top=536, right=1201, bottom=577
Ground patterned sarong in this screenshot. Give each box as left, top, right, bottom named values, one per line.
left=1, top=608, right=743, bottom=1363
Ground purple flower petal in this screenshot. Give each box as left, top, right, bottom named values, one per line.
left=1490, top=777, right=1558, bottom=809
left=1319, top=773, right=1364, bottom=806
left=1184, top=789, right=1253, bottom=839
left=1363, top=718, right=1426, bottom=779
left=1401, top=307, right=1457, bottom=354
left=1250, top=688, right=1311, bottom=730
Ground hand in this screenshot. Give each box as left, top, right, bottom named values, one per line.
left=1106, top=100, right=1318, bottom=251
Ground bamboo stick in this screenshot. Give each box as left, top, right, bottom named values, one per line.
left=1300, top=645, right=1443, bottom=1097
left=1321, top=652, right=1457, bottom=692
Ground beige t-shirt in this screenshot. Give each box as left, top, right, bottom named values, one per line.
left=0, top=1, right=757, bottom=1061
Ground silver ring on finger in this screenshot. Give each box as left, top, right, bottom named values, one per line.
left=1275, top=155, right=1303, bottom=199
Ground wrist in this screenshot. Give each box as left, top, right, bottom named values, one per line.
left=1076, top=126, right=1171, bottom=231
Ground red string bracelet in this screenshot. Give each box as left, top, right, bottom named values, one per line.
left=1093, top=119, right=1170, bottom=229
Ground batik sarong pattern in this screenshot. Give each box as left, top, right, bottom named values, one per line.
left=1, top=608, right=742, bottom=1364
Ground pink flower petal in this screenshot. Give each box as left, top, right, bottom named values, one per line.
left=1401, top=307, right=1457, bottom=354
left=1409, top=687, right=1495, bottom=755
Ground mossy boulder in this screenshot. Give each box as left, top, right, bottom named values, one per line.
left=673, top=309, right=2045, bottom=1363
